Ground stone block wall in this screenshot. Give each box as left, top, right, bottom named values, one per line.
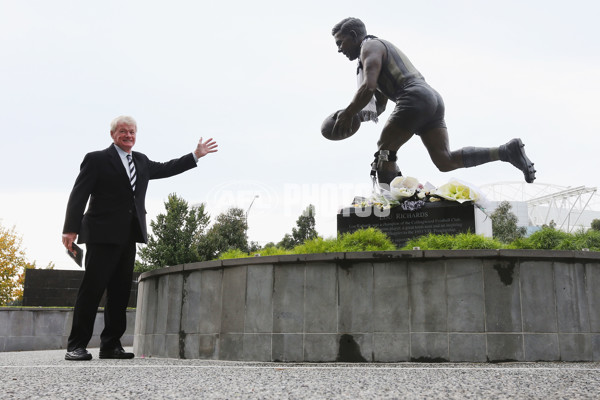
left=0, top=308, right=135, bottom=352
left=133, top=251, right=600, bottom=362
left=23, top=269, right=139, bottom=308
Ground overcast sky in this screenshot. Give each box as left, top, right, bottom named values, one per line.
left=1, top=0, right=599, bottom=269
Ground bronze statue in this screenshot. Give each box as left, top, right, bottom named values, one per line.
left=327, top=17, right=536, bottom=185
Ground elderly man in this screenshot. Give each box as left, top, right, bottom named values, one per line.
left=62, top=116, right=218, bottom=361
left=330, top=17, right=536, bottom=185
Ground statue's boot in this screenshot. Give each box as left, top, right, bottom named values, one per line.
left=376, top=162, right=402, bottom=187
left=499, top=138, right=536, bottom=183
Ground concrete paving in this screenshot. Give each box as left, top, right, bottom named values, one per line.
left=1, top=348, right=600, bottom=399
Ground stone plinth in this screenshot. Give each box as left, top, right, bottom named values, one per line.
left=133, top=251, right=600, bottom=362
left=338, top=202, right=491, bottom=248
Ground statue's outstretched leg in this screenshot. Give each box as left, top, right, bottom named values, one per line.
left=460, top=139, right=536, bottom=183
left=499, top=139, right=536, bottom=183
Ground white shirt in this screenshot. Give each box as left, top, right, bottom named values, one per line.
left=113, top=144, right=135, bottom=179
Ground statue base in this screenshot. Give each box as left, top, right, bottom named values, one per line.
left=337, top=201, right=491, bottom=248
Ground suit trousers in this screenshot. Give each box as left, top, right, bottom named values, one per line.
left=67, top=222, right=138, bottom=351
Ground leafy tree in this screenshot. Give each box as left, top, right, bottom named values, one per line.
left=591, top=219, right=600, bottom=232
left=277, top=233, right=296, bottom=250
left=199, top=207, right=248, bottom=260
left=491, top=201, right=527, bottom=243
left=0, top=223, right=36, bottom=305
left=278, top=205, right=319, bottom=249
left=293, top=204, right=318, bottom=243
left=248, top=241, right=261, bottom=253
left=136, top=193, right=209, bottom=272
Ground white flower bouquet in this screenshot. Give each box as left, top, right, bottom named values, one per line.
left=351, top=176, right=487, bottom=210
left=434, top=179, right=481, bottom=203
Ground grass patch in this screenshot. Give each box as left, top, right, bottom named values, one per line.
left=218, top=228, right=396, bottom=260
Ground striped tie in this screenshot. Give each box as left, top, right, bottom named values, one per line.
left=127, top=154, right=136, bottom=191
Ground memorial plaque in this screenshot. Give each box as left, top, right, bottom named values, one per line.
left=338, top=201, right=483, bottom=248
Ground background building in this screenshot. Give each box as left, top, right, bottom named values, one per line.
left=480, top=182, right=600, bottom=234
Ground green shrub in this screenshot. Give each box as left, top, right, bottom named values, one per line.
left=505, top=236, right=532, bottom=249
left=252, top=246, right=292, bottom=257
left=580, top=229, right=600, bottom=250
left=452, top=233, right=504, bottom=249
left=218, top=227, right=600, bottom=260
left=555, top=229, right=600, bottom=251
left=292, top=228, right=396, bottom=254
left=219, top=246, right=294, bottom=260
left=337, top=227, right=396, bottom=252
left=403, top=233, right=454, bottom=250
left=293, top=237, right=342, bottom=254
left=402, top=232, right=502, bottom=250
left=217, top=228, right=396, bottom=259
left=504, top=227, right=600, bottom=251
left=218, top=248, right=250, bottom=260
left=525, top=227, right=571, bottom=250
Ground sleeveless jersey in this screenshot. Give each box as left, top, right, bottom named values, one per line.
left=371, top=38, right=424, bottom=101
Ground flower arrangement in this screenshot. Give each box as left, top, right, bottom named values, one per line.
left=435, top=180, right=480, bottom=203
left=351, top=176, right=484, bottom=211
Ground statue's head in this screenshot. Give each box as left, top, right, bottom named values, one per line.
left=331, top=17, right=367, bottom=37
left=331, top=17, right=367, bottom=61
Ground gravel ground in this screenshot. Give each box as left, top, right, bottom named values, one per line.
left=2, top=348, right=600, bottom=399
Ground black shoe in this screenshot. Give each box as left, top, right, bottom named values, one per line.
left=65, top=348, right=92, bottom=361
left=99, top=347, right=135, bottom=359
left=376, top=165, right=402, bottom=187
left=499, top=138, right=536, bottom=183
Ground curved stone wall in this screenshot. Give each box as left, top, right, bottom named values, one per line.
left=1, top=308, right=136, bottom=352
left=133, top=250, right=600, bottom=362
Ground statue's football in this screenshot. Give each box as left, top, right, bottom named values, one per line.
left=321, top=110, right=361, bottom=141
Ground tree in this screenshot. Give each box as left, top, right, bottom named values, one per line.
left=136, top=193, right=210, bottom=272
left=248, top=241, right=261, bottom=253
left=293, top=204, right=318, bottom=243
left=278, top=205, right=319, bottom=249
left=491, top=201, right=527, bottom=243
left=198, top=207, right=248, bottom=260
left=277, top=233, right=296, bottom=250
left=0, top=223, right=36, bottom=305
left=591, top=219, right=600, bottom=232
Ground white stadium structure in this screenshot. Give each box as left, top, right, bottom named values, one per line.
left=479, top=182, right=600, bottom=234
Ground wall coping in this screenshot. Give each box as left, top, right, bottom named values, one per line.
left=0, top=307, right=75, bottom=312
left=0, top=307, right=136, bottom=311
left=138, top=250, right=600, bottom=282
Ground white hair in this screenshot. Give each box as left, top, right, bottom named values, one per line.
left=110, top=115, right=137, bottom=133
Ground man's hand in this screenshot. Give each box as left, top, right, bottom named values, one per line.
left=194, top=137, right=219, bottom=159
left=332, top=109, right=353, bottom=139
left=62, top=233, right=77, bottom=253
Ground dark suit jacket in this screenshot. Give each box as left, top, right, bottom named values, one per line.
left=63, top=144, right=197, bottom=244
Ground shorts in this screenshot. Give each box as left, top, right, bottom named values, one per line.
left=387, top=80, right=447, bottom=135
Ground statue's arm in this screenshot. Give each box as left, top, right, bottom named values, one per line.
left=334, top=42, right=385, bottom=132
